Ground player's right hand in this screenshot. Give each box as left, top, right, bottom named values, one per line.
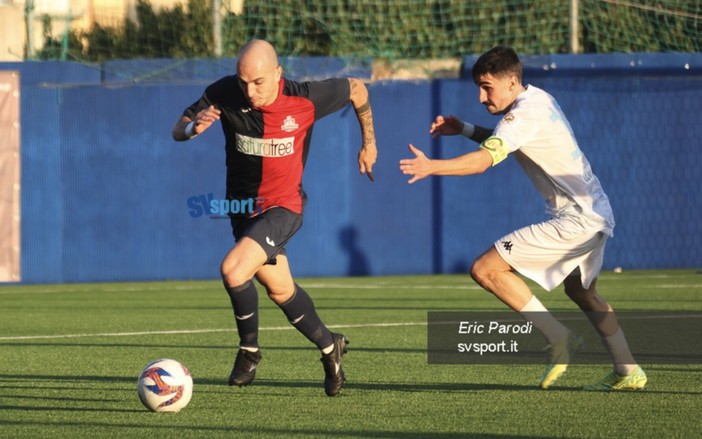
left=430, top=114, right=463, bottom=139
left=399, top=144, right=432, bottom=184
left=192, top=105, right=221, bottom=134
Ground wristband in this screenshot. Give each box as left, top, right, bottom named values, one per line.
left=185, top=121, right=196, bottom=138
left=461, top=121, right=475, bottom=138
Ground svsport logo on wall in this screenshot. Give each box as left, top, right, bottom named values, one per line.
left=186, top=193, right=263, bottom=218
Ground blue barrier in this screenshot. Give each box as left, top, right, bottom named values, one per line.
left=2, top=53, right=701, bottom=284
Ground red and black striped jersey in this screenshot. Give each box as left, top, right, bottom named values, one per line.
left=184, top=76, right=351, bottom=216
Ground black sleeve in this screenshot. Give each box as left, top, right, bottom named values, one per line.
left=307, top=78, right=351, bottom=120
left=182, top=76, right=233, bottom=119
left=470, top=125, right=494, bottom=144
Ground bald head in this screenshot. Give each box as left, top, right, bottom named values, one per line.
left=237, top=39, right=279, bottom=72
left=236, top=40, right=282, bottom=108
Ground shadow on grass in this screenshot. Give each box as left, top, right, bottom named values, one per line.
left=197, top=377, right=702, bottom=396
left=0, top=405, right=140, bottom=413
left=198, top=377, right=542, bottom=393
left=0, top=419, right=540, bottom=438
left=0, top=374, right=134, bottom=384
left=2, top=369, right=700, bottom=399
left=0, top=343, right=430, bottom=355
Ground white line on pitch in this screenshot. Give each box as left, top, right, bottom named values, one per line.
left=2, top=314, right=701, bottom=342
left=0, top=322, right=425, bottom=341
left=0, top=284, right=482, bottom=295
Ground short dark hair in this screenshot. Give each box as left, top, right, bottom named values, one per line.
left=471, top=45, right=522, bottom=83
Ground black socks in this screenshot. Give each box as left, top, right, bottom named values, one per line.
left=226, top=280, right=333, bottom=352
left=225, top=280, right=259, bottom=349
left=278, top=284, right=334, bottom=351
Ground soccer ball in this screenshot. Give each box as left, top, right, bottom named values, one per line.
left=137, top=358, right=193, bottom=413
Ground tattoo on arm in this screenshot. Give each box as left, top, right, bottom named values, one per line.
left=356, top=100, right=371, bottom=115
left=350, top=77, right=360, bottom=94
left=349, top=78, right=376, bottom=146
left=357, top=106, right=375, bottom=146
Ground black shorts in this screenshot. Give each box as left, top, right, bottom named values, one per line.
left=230, top=207, right=303, bottom=265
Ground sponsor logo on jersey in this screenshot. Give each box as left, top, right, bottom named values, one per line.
left=235, top=133, right=295, bottom=157
left=281, top=115, right=299, bottom=132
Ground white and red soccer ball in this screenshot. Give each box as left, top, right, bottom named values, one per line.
left=137, top=358, right=193, bottom=413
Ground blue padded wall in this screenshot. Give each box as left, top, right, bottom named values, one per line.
left=2, top=53, right=701, bottom=284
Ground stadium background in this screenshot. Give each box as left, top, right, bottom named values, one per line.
left=0, top=0, right=700, bottom=283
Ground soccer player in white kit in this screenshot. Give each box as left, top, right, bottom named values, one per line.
left=400, top=46, right=647, bottom=391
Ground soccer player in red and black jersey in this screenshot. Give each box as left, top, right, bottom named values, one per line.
left=172, top=39, right=377, bottom=396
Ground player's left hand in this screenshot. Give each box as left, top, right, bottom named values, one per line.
left=399, top=144, right=432, bottom=184
left=358, top=144, right=377, bottom=182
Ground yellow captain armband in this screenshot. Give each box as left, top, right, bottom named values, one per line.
left=480, top=136, right=510, bottom=166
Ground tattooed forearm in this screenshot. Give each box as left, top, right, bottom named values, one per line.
left=357, top=107, right=376, bottom=146
left=356, top=100, right=371, bottom=115
left=349, top=78, right=376, bottom=147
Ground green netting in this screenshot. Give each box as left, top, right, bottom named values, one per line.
left=580, top=0, right=702, bottom=53
left=37, top=0, right=702, bottom=62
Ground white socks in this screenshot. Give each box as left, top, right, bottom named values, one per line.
left=519, top=296, right=638, bottom=374
left=601, top=327, right=637, bottom=375
left=519, top=295, right=570, bottom=344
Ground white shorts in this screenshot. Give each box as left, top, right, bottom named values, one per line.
left=494, top=216, right=609, bottom=292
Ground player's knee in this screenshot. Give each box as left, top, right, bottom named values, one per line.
left=469, top=258, right=490, bottom=290
left=220, top=262, right=248, bottom=288
left=469, top=264, right=482, bottom=286
left=222, top=273, right=249, bottom=289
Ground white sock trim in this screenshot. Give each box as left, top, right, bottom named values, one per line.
left=519, top=295, right=548, bottom=313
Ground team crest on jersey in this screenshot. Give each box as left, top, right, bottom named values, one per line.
left=503, top=112, right=517, bottom=124
left=281, top=116, right=299, bottom=132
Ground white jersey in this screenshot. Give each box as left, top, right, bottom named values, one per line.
left=493, top=85, right=615, bottom=236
